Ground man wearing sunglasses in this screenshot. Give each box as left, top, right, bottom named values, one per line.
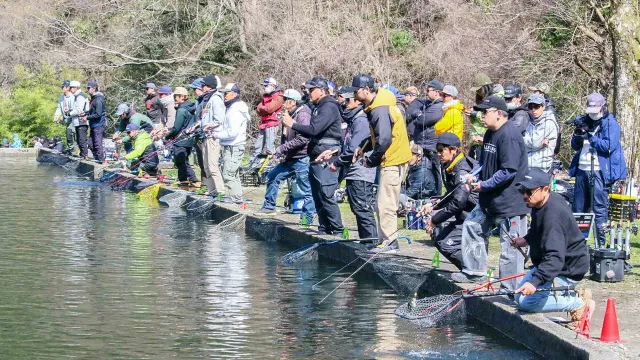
left=511, top=168, right=592, bottom=325
left=524, top=94, right=558, bottom=172
left=451, top=96, right=529, bottom=290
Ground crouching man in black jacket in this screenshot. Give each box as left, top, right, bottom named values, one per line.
left=419, top=133, right=478, bottom=269
left=511, top=168, right=592, bottom=327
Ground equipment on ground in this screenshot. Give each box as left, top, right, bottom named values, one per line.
left=589, top=248, right=626, bottom=282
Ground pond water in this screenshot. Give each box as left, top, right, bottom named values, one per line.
left=0, top=158, right=540, bottom=359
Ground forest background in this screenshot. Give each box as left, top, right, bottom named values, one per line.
left=0, top=0, right=638, bottom=175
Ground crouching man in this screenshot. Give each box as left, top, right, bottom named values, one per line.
left=512, top=168, right=592, bottom=325
left=420, top=133, right=478, bottom=269
left=123, top=123, right=159, bottom=176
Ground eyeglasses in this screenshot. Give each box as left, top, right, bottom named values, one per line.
left=519, top=187, right=541, bottom=196
left=436, top=145, right=447, bottom=153
left=480, top=108, right=498, bottom=117
left=528, top=104, right=543, bottom=110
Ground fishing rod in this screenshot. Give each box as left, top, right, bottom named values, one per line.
left=417, top=166, right=483, bottom=217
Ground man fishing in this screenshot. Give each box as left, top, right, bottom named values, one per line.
left=123, top=123, right=159, bottom=176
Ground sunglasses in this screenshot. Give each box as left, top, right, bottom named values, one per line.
left=528, top=104, right=543, bottom=110
left=518, top=187, right=541, bottom=196
left=436, top=145, right=448, bottom=153
left=480, top=108, right=498, bottom=116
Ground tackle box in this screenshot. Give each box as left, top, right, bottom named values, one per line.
left=589, top=248, right=626, bottom=282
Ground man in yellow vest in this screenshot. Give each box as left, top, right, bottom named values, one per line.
left=349, top=74, right=412, bottom=253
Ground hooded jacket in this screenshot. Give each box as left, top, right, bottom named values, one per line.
left=10, top=134, right=22, bottom=148
left=124, top=130, right=158, bottom=169
left=85, top=91, right=107, bottom=129
left=431, top=153, right=479, bottom=225
left=160, top=95, right=176, bottom=129
left=119, top=113, right=155, bottom=143
left=166, top=101, right=196, bottom=148
left=363, top=87, right=412, bottom=168
left=410, top=97, right=443, bottom=151
left=214, top=97, right=249, bottom=147
left=569, top=112, right=627, bottom=184
left=256, top=90, right=283, bottom=130
left=436, top=100, right=464, bottom=140
left=404, top=157, right=437, bottom=199
left=54, top=93, right=75, bottom=126
left=146, top=93, right=163, bottom=124
left=201, top=90, right=226, bottom=138
left=291, top=95, right=342, bottom=158
left=524, top=112, right=558, bottom=171
left=507, top=106, right=532, bottom=134
left=337, top=106, right=376, bottom=183
left=68, top=90, right=90, bottom=127
left=278, top=104, right=311, bottom=159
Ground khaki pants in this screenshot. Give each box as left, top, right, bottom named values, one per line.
left=376, top=164, right=408, bottom=244
left=222, top=145, right=244, bottom=200
left=202, top=137, right=224, bottom=194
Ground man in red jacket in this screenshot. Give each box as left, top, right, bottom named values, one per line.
left=250, top=77, right=283, bottom=165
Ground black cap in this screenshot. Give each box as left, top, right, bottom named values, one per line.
left=473, top=95, right=508, bottom=112
left=504, top=84, right=522, bottom=98
left=87, top=80, right=98, bottom=89
left=61, top=80, right=70, bottom=87
left=425, top=80, right=443, bottom=91
left=303, top=77, right=329, bottom=90
left=343, top=74, right=376, bottom=92
left=203, top=75, right=217, bottom=89
left=515, top=168, right=552, bottom=190
left=437, top=132, right=461, bottom=147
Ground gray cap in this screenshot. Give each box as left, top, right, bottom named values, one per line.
left=586, top=93, right=606, bottom=113
left=442, top=85, right=458, bottom=97
left=527, top=94, right=546, bottom=105
left=283, top=89, right=302, bottom=101
left=115, top=103, right=130, bottom=116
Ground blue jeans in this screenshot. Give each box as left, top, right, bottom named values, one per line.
left=573, top=169, right=608, bottom=246
left=263, top=157, right=316, bottom=220
left=515, top=267, right=583, bottom=313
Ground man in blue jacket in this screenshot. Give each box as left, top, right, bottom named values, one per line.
left=85, top=80, right=106, bottom=162
left=569, top=93, right=627, bottom=247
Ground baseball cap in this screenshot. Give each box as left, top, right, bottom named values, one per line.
left=515, top=168, right=552, bottom=190
left=303, top=77, right=329, bottom=90
left=442, top=85, right=458, bottom=97
left=586, top=93, right=606, bottom=113
left=220, top=83, right=241, bottom=94
left=173, top=87, right=189, bottom=96
left=504, top=84, right=522, bottom=98
left=381, top=83, right=399, bottom=95
left=261, top=77, right=278, bottom=86
left=61, top=80, right=71, bottom=87
left=473, top=95, right=508, bottom=112
left=437, top=132, right=461, bottom=147
left=158, top=86, right=172, bottom=95
left=189, top=78, right=204, bottom=90
left=125, top=123, right=139, bottom=132
left=115, top=103, right=130, bottom=116
left=470, top=73, right=492, bottom=92
left=527, top=94, right=546, bottom=105
left=403, top=86, right=419, bottom=96
left=87, top=80, right=98, bottom=89
left=343, top=74, right=376, bottom=92
left=529, top=83, right=550, bottom=94
left=203, top=75, right=217, bottom=89
left=69, top=80, right=81, bottom=88
left=410, top=143, right=423, bottom=155
left=145, top=82, right=157, bottom=90
left=283, top=89, right=302, bottom=101
left=425, top=80, right=443, bottom=91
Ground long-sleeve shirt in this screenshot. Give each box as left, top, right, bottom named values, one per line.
left=68, top=90, right=90, bottom=127
left=201, top=91, right=226, bottom=138
left=54, top=94, right=75, bottom=125
left=214, top=99, right=248, bottom=146
left=524, top=113, right=558, bottom=171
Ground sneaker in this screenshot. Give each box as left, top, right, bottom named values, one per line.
left=450, top=272, right=488, bottom=284
left=368, top=240, right=399, bottom=254
left=255, top=207, right=277, bottom=215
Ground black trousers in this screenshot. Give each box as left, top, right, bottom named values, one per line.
left=194, top=139, right=206, bottom=180
left=309, top=162, right=343, bottom=234
left=345, top=179, right=377, bottom=239
left=424, top=149, right=442, bottom=194
left=90, top=126, right=105, bottom=162
left=76, top=125, right=89, bottom=158
left=433, top=220, right=464, bottom=270
left=173, top=145, right=198, bottom=182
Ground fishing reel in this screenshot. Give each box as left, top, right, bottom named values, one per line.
left=632, top=224, right=639, bottom=236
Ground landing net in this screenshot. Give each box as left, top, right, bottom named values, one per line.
left=214, top=213, right=247, bottom=231
left=158, top=192, right=188, bottom=207
left=394, top=294, right=465, bottom=326
left=368, top=254, right=433, bottom=297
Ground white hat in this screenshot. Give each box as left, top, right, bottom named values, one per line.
left=69, top=80, right=81, bottom=88
left=442, top=85, right=458, bottom=97
left=283, top=89, right=302, bottom=101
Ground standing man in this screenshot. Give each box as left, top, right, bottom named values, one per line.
left=332, top=89, right=377, bottom=240
left=212, top=83, right=249, bottom=203
left=437, top=85, right=464, bottom=140
left=467, top=73, right=495, bottom=160
left=282, top=77, right=344, bottom=235
left=569, top=93, right=626, bottom=247
left=452, top=96, right=529, bottom=291
left=524, top=94, right=558, bottom=172
left=145, top=83, right=164, bottom=126
left=403, top=86, right=422, bottom=141
left=258, top=89, right=315, bottom=224
left=199, top=75, right=226, bottom=196
left=53, top=80, right=76, bottom=154
left=68, top=80, right=90, bottom=159
left=158, top=86, right=176, bottom=130
left=251, top=77, right=283, bottom=165
left=512, top=168, right=592, bottom=328
left=164, top=87, right=199, bottom=186
left=350, top=74, right=412, bottom=252
left=504, top=84, right=531, bottom=134
left=190, top=77, right=207, bottom=181
left=85, top=80, right=106, bottom=162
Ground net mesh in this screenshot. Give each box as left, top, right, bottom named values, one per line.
left=99, top=171, right=119, bottom=182
left=394, top=294, right=466, bottom=326
left=110, top=177, right=132, bottom=190
left=281, top=243, right=321, bottom=264
left=36, top=154, right=58, bottom=164
left=158, top=192, right=188, bottom=207
left=214, top=213, right=247, bottom=231
left=186, top=199, right=216, bottom=216
left=366, top=254, right=433, bottom=297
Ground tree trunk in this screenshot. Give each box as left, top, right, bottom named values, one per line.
left=609, top=0, right=640, bottom=179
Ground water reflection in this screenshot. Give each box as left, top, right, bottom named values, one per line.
left=0, top=159, right=539, bottom=359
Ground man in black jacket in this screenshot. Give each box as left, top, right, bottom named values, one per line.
left=419, top=133, right=478, bottom=269
left=85, top=80, right=106, bottom=162
left=511, top=168, right=592, bottom=325
left=163, top=87, right=199, bottom=185
left=504, top=84, right=531, bottom=135
left=282, top=78, right=344, bottom=234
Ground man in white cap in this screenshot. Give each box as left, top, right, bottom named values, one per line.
left=257, top=89, right=315, bottom=224
left=250, top=77, right=283, bottom=165
left=67, top=80, right=90, bottom=158
left=568, top=92, right=626, bottom=247
left=436, top=85, right=464, bottom=140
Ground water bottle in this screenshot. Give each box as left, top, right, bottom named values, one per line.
left=407, top=210, right=415, bottom=230
left=432, top=251, right=440, bottom=268
left=342, top=227, right=349, bottom=239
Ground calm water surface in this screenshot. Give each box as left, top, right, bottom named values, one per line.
left=0, top=158, right=540, bottom=359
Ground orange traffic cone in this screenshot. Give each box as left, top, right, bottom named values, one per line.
left=600, top=298, right=621, bottom=342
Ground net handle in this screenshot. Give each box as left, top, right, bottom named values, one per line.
left=463, top=286, right=575, bottom=299
left=455, top=272, right=526, bottom=295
